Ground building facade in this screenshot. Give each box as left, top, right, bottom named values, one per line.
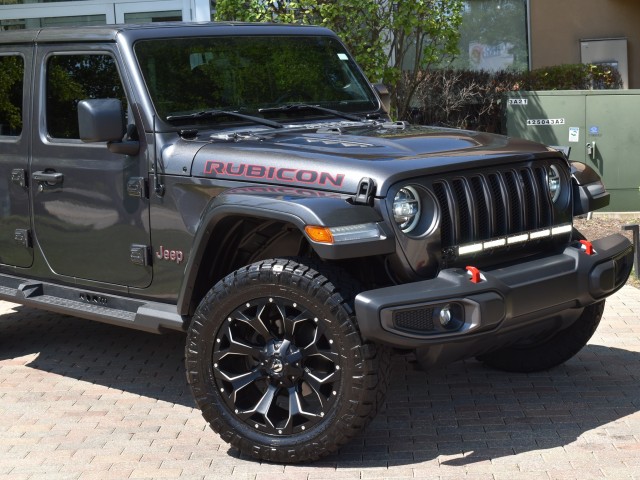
left=529, top=0, right=640, bottom=88
left=0, top=0, right=210, bottom=29
left=2, top=0, right=638, bottom=89
left=451, top=0, right=639, bottom=88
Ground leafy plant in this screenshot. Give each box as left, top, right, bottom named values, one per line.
left=527, top=63, right=623, bottom=90
left=0, top=55, right=23, bottom=134
left=214, top=0, right=464, bottom=119
left=412, top=64, right=622, bottom=132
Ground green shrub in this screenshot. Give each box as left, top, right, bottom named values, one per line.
left=527, top=63, right=622, bottom=90
left=408, top=63, right=622, bottom=132
left=411, top=68, right=521, bottom=132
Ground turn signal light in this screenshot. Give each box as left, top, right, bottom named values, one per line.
left=305, top=226, right=333, bottom=244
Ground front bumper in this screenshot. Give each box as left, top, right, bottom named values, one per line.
left=355, top=234, right=633, bottom=350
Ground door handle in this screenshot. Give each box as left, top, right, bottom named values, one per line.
left=586, top=141, right=596, bottom=161
left=33, top=171, right=64, bottom=185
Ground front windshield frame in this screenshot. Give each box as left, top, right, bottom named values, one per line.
left=133, top=34, right=381, bottom=128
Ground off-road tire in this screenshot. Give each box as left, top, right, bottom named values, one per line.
left=185, top=258, right=389, bottom=463
left=478, top=301, right=605, bottom=373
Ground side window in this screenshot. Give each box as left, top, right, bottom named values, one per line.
left=0, top=54, right=24, bottom=137
left=46, top=53, right=126, bottom=139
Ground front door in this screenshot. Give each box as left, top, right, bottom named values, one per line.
left=586, top=93, right=640, bottom=211
left=30, top=45, right=152, bottom=288
left=0, top=47, right=33, bottom=269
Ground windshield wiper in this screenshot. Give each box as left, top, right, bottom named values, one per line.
left=258, top=104, right=363, bottom=122
left=166, top=109, right=284, bottom=129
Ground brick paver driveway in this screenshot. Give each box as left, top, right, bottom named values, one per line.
left=1, top=286, right=639, bottom=479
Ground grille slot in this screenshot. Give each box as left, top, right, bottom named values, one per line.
left=433, top=182, right=453, bottom=248
left=470, top=176, right=490, bottom=240
left=434, top=165, right=557, bottom=249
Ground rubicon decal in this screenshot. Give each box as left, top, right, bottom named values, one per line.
left=204, top=160, right=345, bottom=187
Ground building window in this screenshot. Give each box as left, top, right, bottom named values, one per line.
left=1, top=15, right=106, bottom=31
left=452, top=0, right=528, bottom=71
left=123, top=10, right=181, bottom=23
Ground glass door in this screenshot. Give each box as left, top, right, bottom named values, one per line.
left=115, top=0, right=188, bottom=23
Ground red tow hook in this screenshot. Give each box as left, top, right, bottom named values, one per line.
left=579, top=239, right=594, bottom=255
left=466, top=266, right=482, bottom=283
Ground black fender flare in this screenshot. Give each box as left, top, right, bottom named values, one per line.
left=177, top=186, right=395, bottom=315
left=570, top=161, right=610, bottom=215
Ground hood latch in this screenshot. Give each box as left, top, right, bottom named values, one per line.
left=353, top=177, right=376, bottom=206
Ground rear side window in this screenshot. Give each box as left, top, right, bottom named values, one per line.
left=46, top=53, right=126, bottom=139
left=0, top=55, right=24, bottom=136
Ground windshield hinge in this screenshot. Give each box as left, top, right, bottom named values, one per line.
left=354, top=177, right=376, bottom=206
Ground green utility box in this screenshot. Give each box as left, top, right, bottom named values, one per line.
left=505, top=90, right=640, bottom=212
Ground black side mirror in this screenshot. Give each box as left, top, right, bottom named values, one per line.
left=78, top=99, right=139, bottom=155
left=373, top=83, right=391, bottom=114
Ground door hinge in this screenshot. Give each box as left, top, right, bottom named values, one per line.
left=14, top=229, right=32, bottom=248
left=127, top=177, right=148, bottom=199
left=11, top=168, right=28, bottom=189
left=130, top=244, right=150, bottom=266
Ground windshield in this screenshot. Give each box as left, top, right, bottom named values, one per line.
left=134, top=35, right=379, bottom=126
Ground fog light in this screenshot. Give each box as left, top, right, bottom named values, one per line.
left=439, top=305, right=452, bottom=327
left=435, top=303, right=464, bottom=332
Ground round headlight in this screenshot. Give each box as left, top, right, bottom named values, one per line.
left=393, top=186, right=421, bottom=233
left=547, top=165, right=562, bottom=202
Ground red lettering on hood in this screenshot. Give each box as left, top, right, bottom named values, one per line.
left=203, top=160, right=345, bottom=188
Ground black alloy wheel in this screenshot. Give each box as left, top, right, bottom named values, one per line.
left=186, top=258, right=389, bottom=462
left=213, top=296, right=341, bottom=435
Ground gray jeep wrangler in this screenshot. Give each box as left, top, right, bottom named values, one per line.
left=0, top=22, right=634, bottom=462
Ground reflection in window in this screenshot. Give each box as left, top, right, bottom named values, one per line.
left=135, top=35, right=379, bottom=122
left=0, top=55, right=23, bottom=136
left=46, top=54, right=126, bottom=139
left=452, top=0, right=528, bottom=71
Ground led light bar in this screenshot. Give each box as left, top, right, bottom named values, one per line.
left=507, top=233, right=529, bottom=245
left=329, top=223, right=383, bottom=242
left=552, top=224, right=573, bottom=235
left=306, top=223, right=385, bottom=244
left=457, top=223, right=572, bottom=256
left=458, top=243, right=483, bottom=255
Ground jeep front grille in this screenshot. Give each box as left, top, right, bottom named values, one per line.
left=433, top=165, right=557, bottom=249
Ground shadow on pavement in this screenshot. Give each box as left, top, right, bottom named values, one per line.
left=0, top=305, right=192, bottom=406
left=1, top=304, right=639, bottom=466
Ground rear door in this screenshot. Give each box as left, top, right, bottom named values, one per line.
left=0, top=47, right=33, bottom=268
left=30, top=44, right=152, bottom=287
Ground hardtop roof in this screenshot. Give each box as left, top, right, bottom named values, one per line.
left=0, top=21, right=333, bottom=45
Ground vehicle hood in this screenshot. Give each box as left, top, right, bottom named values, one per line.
left=184, top=122, right=557, bottom=195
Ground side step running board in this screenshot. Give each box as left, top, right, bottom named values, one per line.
left=0, top=273, right=186, bottom=333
